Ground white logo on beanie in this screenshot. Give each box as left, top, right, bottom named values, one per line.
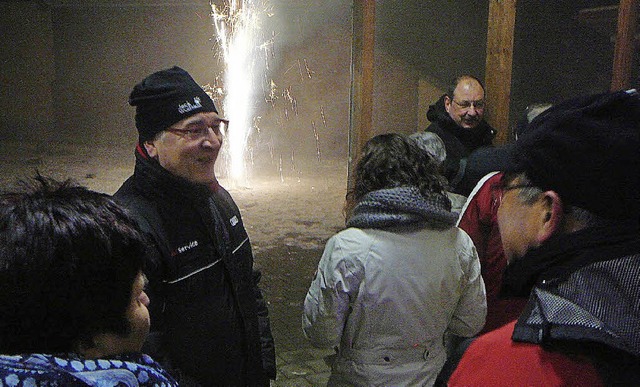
left=178, top=96, right=203, bottom=114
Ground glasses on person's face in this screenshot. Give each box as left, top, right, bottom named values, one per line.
left=453, top=99, right=485, bottom=111
left=490, top=178, right=535, bottom=208
left=165, top=119, right=229, bottom=141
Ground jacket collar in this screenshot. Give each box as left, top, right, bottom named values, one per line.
left=509, top=223, right=640, bottom=357
left=427, top=94, right=495, bottom=150
left=501, top=222, right=640, bottom=298
left=132, top=147, right=211, bottom=202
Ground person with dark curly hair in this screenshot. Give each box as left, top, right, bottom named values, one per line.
left=0, top=176, right=177, bottom=386
left=303, top=133, right=487, bottom=386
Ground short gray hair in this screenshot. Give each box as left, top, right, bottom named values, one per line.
left=517, top=180, right=544, bottom=205
left=409, top=131, right=447, bottom=165
left=511, top=172, right=609, bottom=228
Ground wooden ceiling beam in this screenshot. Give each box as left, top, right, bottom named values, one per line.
left=485, top=0, right=517, bottom=145
left=347, top=0, right=375, bottom=192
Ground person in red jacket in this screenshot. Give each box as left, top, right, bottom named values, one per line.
left=456, top=103, right=550, bottom=333
left=457, top=172, right=527, bottom=334
left=443, top=90, right=640, bottom=385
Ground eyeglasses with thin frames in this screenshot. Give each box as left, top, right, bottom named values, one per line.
left=490, top=180, right=536, bottom=209
left=453, top=99, right=485, bottom=110
left=165, top=119, right=229, bottom=141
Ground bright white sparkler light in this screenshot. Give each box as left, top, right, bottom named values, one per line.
left=211, top=0, right=266, bottom=184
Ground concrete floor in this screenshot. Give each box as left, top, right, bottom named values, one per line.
left=258, top=244, right=335, bottom=386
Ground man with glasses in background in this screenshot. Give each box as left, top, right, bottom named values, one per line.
left=424, top=75, right=496, bottom=194
left=440, top=90, right=640, bottom=385
left=114, top=66, right=276, bottom=386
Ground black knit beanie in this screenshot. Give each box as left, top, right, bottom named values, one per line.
left=129, top=66, right=218, bottom=142
left=508, top=89, right=640, bottom=220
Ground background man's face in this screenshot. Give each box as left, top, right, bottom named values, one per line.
left=445, top=78, right=485, bottom=129
left=144, top=112, right=225, bottom=185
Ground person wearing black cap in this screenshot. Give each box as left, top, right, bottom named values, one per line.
left=440, top=90, right=640, bottom=385
left=114, top=66, right=276, bottom=386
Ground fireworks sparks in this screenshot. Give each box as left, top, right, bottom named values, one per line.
left=211, top=0, right=267, bottom=184
left=210, top=0, right=332, bottom=186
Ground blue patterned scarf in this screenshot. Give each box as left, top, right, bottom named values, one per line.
left=347, top=186, right=457, bottom=230
left=0, top=352, right=178, bottom=386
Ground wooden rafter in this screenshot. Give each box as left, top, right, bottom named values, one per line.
left=485, top=0, right=517, bottom=145
left=611, top=0, right=639, bottom=91
left=348, top=0, right=375, bottom=193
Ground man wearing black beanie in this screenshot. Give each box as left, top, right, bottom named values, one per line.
left=439, top=90, right=640, bottom=385
left=114, top=66, right=276, bottom=386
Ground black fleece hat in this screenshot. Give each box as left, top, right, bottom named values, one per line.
left=129, top=66, right=218, bottom=142
left=508, top=89, right=640, bottom=220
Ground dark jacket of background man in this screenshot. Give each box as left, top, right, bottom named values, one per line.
left=425, top=76, right=496, bottom=195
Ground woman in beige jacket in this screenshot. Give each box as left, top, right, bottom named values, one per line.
left=303, top=133, right=486, bottom=386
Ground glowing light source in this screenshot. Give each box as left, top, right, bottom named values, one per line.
left=211, top=0, right=267, bottom=185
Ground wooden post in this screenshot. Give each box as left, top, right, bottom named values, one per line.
left=348, top=0, right=375, bottom=193
left=485, top=0, right=517, bottom=145
left=611, top=0, right=638, bottom=91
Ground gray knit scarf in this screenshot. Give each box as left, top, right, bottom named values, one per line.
left=347, top=186, right=458, bottom=230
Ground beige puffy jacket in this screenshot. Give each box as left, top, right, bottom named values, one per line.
left=303, top=224, right=486, bottom=386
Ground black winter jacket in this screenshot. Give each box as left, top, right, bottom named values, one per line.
left=425, top=95, right=496, bottom=195
left=114, top=149, right=276, bottom=386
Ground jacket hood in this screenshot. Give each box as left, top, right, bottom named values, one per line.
left=426, top=94, right=496, bottom=144
left=426, top=94, right=450, bottom=123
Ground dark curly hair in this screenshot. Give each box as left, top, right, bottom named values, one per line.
left=0, top=175, right=146, bottom=354
left=345, top=133, right=449, bottom=219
